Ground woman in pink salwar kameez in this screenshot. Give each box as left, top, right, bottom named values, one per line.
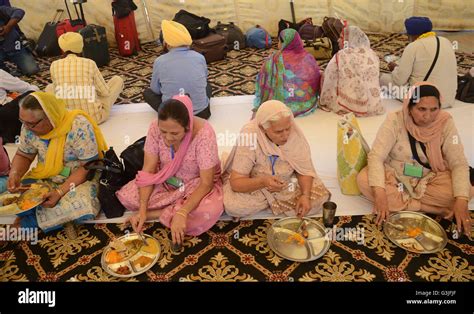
left=117, top=95, right=223, bottom=250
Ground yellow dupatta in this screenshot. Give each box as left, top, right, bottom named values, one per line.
left=24, top=92, right=108, bottom=179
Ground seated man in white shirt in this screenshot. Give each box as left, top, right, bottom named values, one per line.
left=380, top=16, right=457, bottom=108
left=0, top=69, right=39, bottom=143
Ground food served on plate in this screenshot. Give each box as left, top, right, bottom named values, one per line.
left=285, top=232, right=306, bottom=246
left=300, top=222, right=309, bottom=238
left=142, top=238, right=159, bottom=255
left=105, top=250, right=124, bottom=264
left=132, top=256, right=153, bottom=268
left=421, top=231, right=444, bottom=243
left=106, top=237, right=142, bottom=264
left=2, top=195, right=19, bottom=206
left=17, top=183, right=50, bottom=211
left=123, top=239, right=143, bottom=256
left=102, top=234, right=161, bottom=277
left=110, top=238, right=127, bottom=252
left=397, top=238, right=423, bottom=252
left=268, top=218, right=331, bottom=262
left=384, top=212, right=447, bottom=253
left=0, top=193, right=22, bottom=216
left=115, top=265, right=132, bottom=275
left=406, top=227, right=423, bottom=238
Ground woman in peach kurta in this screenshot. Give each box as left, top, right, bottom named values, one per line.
left=117, top=95, right=223, bottom=245
left=223, top=100, right=330, bottom=218
left=357, top=83, right=473, bottom=236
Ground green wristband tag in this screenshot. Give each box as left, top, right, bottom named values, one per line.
left=59, top=166, right=71, bottom=178
left=165, top=176, right=184, bottom=188
left=403, top=163, right=423, bottom=178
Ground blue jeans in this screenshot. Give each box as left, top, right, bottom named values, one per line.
left=0, top=48, right=39, bottom=76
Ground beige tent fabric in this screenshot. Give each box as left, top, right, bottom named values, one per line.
left=10, top=0, right=474, bottom=47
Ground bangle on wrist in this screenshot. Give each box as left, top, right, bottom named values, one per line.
left=55, top=187, right=64, bottom=197
left=175, top=210, right=188, bottom=218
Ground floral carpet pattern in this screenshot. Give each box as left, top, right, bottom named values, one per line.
left=1, top=214, right=472, bottom=282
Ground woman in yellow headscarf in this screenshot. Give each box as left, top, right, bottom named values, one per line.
left=7, top=92, right=108, bottom=232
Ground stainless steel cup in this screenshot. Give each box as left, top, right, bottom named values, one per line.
left=323, top=201, right=337, bottom=227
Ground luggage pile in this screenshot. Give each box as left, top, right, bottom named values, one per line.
left=33, top=1, right=346, bottom=65
left=36, top=0, right=111, bottom=66
left=277, top=1, right=344, bottom=60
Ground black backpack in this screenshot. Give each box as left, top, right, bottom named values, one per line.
left=278, top=18, right=312, bottom=37
left=456, top=71, right=474, bottom=103
left=159, top=10, right=211, bottom=46
left=111, top=0, right=137, bottom=18
left=120, top=136, right=146, bottom=184
left=0, top=91, right=34, bottom=144
left=85, top=147, right=128, bottom=218
left=213, top=22, right=246, bottom=50
left=172, top=10, right=210, bottom=40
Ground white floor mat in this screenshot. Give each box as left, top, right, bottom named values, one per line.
left=2, top=95, right=473, bottom=224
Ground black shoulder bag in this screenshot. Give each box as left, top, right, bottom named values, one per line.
left=407, top=132, right=431, bottom=170
left=120, top=136, right=146, bottom=183
left=85, top=147, right=127, bottom=218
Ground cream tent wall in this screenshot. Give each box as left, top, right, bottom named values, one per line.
left=10, top=0, right=474, bottom=46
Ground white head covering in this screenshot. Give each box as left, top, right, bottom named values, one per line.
left=224, top=100, right=316, bottom=178
left=344, top=26, right=370, bottom=49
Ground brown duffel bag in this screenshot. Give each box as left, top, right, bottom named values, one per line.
left=321, top=16, right=344, bottom=43
left=304, top=37, right=333, bottom=60
left=192, top=32, right=227, bottom=63
left=299, top=23, right=324, bottom=41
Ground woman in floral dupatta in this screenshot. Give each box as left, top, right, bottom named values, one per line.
left=319, top=25, right=384, bottom=117
left=254, top=29, right=320, bottom=117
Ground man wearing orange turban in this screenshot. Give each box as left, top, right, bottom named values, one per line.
left=143, top=20, right=212, bottom=119
left=161, top=20, right=193, bottom=48
left=46, top=32, right=124, bottom=124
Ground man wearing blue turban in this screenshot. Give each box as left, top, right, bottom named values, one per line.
left=404, top=16, right=433, bottom=38
left=380, top=16, right=457, bottom=108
